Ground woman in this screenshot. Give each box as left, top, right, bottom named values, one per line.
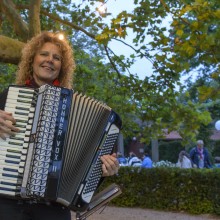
left=0, top=31, right=119, bottom=220
left=176, top=150, right=193, bottom=168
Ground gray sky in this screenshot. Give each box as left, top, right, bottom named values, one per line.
left=105, top=0, right=152, bottom=79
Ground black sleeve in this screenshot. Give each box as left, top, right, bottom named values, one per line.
left=0, top=88, right=8, bottom=110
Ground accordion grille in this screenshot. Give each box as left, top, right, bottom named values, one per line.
left=57, top=92, right=111, bottom=203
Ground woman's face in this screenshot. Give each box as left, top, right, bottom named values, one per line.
left=32, top=42, right=62, bottom=86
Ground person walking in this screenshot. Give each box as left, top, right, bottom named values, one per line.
left=189, top=140, right=212, bottom=168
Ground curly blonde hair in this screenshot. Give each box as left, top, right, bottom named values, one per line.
left=16, top=31, right=75, bottom=89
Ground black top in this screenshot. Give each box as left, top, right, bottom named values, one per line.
left=0, top=88, right=8, bottom=110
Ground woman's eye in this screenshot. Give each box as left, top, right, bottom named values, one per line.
left=54, top=56, right=61, bottom=61
left=40, top=52, right=48, bottom=56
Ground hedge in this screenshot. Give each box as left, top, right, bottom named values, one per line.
left=99, top=167, right=220, bottom=215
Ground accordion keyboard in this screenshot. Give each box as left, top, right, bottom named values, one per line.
left=81, top=124, right=119, bottom=203
left=0, top=87, right=36, bottom=196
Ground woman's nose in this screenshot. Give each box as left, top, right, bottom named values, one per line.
left=46, top=54, right=53, bottom=62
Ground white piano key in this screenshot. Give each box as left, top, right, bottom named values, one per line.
left=5, top=107, right=35, bottom=118
left=5, top=104, right=35, bottom=113
left=0, top=168, right=21, bottom=176
left=6, top=137, right=29, bottom=145
left=0, top=164, right=24, bottom=174
left=8, top=87, right=35, bottom=94
left=0, top=145, right=27, bottom=155
left=0, top=150, right=27, bottom=162
left=0, top=141, right=29, bottom=149
left=7, top=91, right=34, bottom=99
left=0, top=189, right=16, bottom=196
left=0, top=171, right=23, bottom=181
left=5, top=99, right=33, bottom=106
left=0, top=155, right=21, bottom=163
left=0, top=158, right=25, bottom=167
left=0, top=153, right=26, bottom=163
left=0, top=149, right=23, bottom=157
left=0, top=177, right=21, bottom=184
left=0, top=183, right=19, bottom=190
left=6, top=96, right=33, bottom=104
left=0, top=173, right=20, bottom=182
left=8, top=88, right=35, bottom=95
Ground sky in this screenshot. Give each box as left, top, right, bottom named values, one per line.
left=104, top=0, right=152, bottom=80
left=73, top=0, right=197, bottom=83
left=103, top=1, right=196, bottom=84
left=72, top=0, right=167, bottom=80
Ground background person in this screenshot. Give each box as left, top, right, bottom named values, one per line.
left=176, top=150, right=193, bottom=168
left=116, top=152, right=128, bottom=166
left=141, top=152, right=153, bottom=168
left=189, top=140, right=212, bottom=168
left=128, top=152, right=142, bottom=167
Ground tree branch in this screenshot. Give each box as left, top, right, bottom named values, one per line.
left=0, top=0, right=29, bottom=41
left=112, top=38, right=155, bottom=65
left=29, top=0, right=42, bottom=38
left=104, top=45, right=135, bottom=77
left=104, top=46, right=121, bottom=78
left=16, top=5, right=96, bottom=39
left=0, top=35, right=24, bottom=64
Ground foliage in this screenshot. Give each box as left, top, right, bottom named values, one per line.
left=159, top=141, right=184, bottom=163
left=0, top=63, right=17, bottom=92
left=100, top=167, right=220, bottom=215
left=0, top=0, right=219, bottom=143
left=212, top=140, right=220, bottom=157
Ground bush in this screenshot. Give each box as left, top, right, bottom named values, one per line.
left=99, top=166, right=220, bottom=215
left=159, top=141, right=183, bottom=163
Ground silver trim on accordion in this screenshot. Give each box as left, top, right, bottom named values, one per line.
left=0, top=84, right=122, bottom=212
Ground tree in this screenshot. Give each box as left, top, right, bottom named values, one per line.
left=0, top=0, right=218, bottom=144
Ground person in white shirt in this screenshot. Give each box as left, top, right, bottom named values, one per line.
left=128, top=152, right=142, bottom=167
left=176, top=150, right=193, bottom=168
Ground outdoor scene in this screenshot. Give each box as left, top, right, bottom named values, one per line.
left=0, top=0, right=220, bottom=220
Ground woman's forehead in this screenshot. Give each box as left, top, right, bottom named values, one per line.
left=39, top=42, right=61, bottom=53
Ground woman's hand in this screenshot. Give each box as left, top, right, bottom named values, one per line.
left=101, top=153, right=120, bottom=177
left=0, top=110, right=19, bottom=139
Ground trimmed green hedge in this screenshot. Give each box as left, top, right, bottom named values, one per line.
left=99, top=167, right=220, bottom=215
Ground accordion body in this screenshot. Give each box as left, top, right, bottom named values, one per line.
left=0, top=84, right=122, bottom=211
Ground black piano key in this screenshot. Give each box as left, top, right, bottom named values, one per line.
left=17, top=99, right=32, bottom=104
left=3, top=167, right=18, bottom=173
left=9, top=137, right=24, bottom=141
left=7, top=149, right=23, bottom=154
left=5, top=160, right=20, bottom=164
left=6, top=154, right=20, bottom=159
left=15, top=106, right=30, bottom=111
left=0, top=187, right=20, bottom=192
left=8, top=141, right=23, bottom=146
left=2, top=173, right=20, bottom=178
left=0, top=181, right=18, bottom=186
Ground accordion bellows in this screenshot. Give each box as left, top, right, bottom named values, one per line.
left=0, top=84, right=122, bottom=211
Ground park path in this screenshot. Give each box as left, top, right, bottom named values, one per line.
left=71, top=206, right=220, bottom=220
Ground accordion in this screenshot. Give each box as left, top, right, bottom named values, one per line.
left=0, top=84, right=122, bottom=211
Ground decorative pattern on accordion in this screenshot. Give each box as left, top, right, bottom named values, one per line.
left=26, top=86, right=62, bottom=197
